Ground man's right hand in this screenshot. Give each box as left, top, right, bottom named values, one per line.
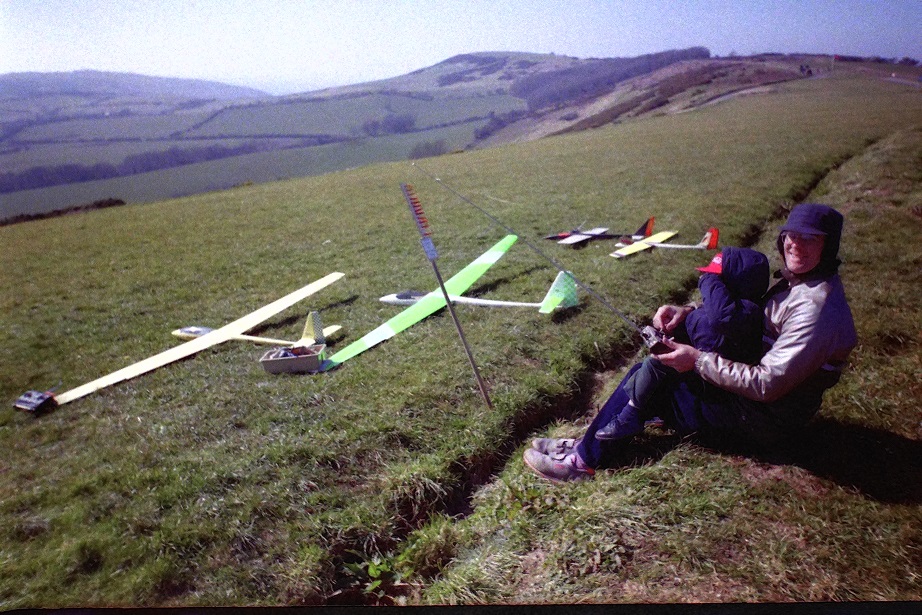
left=653, top=304, right=694, bottom=334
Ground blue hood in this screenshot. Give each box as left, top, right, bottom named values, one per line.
left=718, top=246, right=770, bottom=301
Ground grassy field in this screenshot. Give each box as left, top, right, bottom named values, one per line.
left=186, top=92, right=525, bottom=138
left=1, top=72, right=920, bottom=607
left=3, top=139, right=258, bottom=175
left=2, top=51, right=822, bottom=222
left=1, top=62, right=530, bottom=219
left=1, top=120, right=486, bottom=219
left=418, top=125, right=922, bottom=605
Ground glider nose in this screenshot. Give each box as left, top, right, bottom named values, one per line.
left=381, top=290, right=427, bottom=305
left=380, top=292, right=423, bottom=306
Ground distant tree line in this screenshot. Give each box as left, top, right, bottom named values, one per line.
left=0, top=141, right=268, bottom=193
left=362, top=113, right=417, bottom=137
left=1, top=197, right=125, bottom=226
left=510, top=47, right=711, bottom=111
left=834, top=54, right=919, bottom=66
left=473, top=109, right=529, bottom=140
left=408, top=139, right=448, bottom=159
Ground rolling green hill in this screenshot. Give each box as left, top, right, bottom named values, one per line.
left=6, top=49, right=915, bottom=225
left=5, top=47, right=802, bottom=222
left=1, top=68, right=921, bottom=607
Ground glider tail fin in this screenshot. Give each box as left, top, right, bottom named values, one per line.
left=309, top=311, right=326, bottom=345
left=297, top=311, right=345, bottom=346
left=298, top=319, right=312, bottom=345
left=539, top=271, right=579, bottom=314
left=636, top=216, right=655, bottom=237
left=698, top=227, right=719, bottom=249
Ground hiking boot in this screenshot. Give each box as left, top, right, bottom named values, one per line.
left=523, top=448, right=594, bottom=483
left=530, top=437, right=578, bottom=459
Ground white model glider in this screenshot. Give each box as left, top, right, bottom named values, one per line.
left=14, top=272, right=345, bottom=413
left=322, top=235, right=540, bottom=370
left=380, top=270, right=578, bottom=312
left=610, top=227, right=719, bottom=259
left=546, top=217, right=655, bottom=246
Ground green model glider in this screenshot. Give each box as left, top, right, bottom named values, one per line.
left=321, top=235, right=518, bottom=370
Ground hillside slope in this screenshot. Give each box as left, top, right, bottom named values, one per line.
left=421, top=125, right=922, bottom=606
left=4, top=49, right=918, bottom=226
left=4, top=47, right=803, bottom=222
left=1, top=71, right=920, bottom=607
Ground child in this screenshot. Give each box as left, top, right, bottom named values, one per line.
left=596, top=246, right=769, bottom=440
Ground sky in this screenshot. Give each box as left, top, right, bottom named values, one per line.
left=2, top=0, right=920, bottom=95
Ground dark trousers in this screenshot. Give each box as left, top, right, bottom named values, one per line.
left=624, top=357, right=679, bottom=409
left=576, top=362, right=789, bottom=468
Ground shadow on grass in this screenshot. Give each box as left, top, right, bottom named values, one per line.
left=248, top=294, right=359, bottom=336
left=697, top=417, right=922, bottom=504
left=582, top=415, right=922, bottom=505
left=768, top=418, right=921, bottom=504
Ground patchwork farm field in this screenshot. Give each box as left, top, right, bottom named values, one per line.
left=1, top=61, right=531, bottom=219
left=1, top=73, right=920, bottom=606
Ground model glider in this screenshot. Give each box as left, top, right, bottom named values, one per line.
left=380, top=270, right=578, bottom=312
left=321, top=235, right=518, bottom=370
left=172, top=315, right=342, bottom=347
left=14, top=272, right=345, bottom=413
left=545, top=217, right=655, bottom=246
left=610, top=227, right=719, bottom=259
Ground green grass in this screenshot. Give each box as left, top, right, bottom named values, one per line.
left=12, top=110, right=212, bottom=141
left=1, top=73, right=921, bottom=607
left=186, top=92, right=525, bottom=138
left=418, top=126, right=922, bottom=605
left=0, top=139, right=259, bottom=175
left=1, top=85, right=526, bottom=219
left=1, top=120, right=492, bottom=220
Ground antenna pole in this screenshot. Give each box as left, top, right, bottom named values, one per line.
left=401, top=183, right=493, bottom=410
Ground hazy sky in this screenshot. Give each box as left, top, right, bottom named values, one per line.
left=2, top=0, right=920, bottom=95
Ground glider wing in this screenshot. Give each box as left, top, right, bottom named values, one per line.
left=645, top=227, right=720, bottom=250
left=323, top=235, right=518, bottom=369
left=171, top=324, right=342, bottom=346
left=50, top=272, right=345, bottom=405
left=610, top=231, right=677, bottom=259
left=558, top=227, right=608, bottom=245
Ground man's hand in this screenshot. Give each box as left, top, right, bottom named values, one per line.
left=653, top=304, right=694, bottom=334
left=655, top=337, right=700, bottom=373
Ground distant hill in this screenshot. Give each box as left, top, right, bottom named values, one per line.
left=0, top=69, right=269, bottom=100
left=10, top=47, right=909, bottom=223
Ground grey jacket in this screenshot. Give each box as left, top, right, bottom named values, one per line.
left=694, top=273, right=856, bottom=412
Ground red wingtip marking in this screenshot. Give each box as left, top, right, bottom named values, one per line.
left=707, top=227, right=719, bottom=249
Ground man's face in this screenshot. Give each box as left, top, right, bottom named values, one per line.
left=782, top=231, right=825, bottom=275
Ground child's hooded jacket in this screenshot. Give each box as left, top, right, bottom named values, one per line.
left=684, top=246, right=769, bottom=365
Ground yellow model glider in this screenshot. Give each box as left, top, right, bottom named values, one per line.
left=171, top=315, right=342, bottom=346
left=14, top=272, right=344, bottom=413
left=610, top=227, right=719, bottom=259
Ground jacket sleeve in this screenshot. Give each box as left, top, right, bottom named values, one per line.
left=698, top=274, right=752, bottom=335
left=694, top=288, right=835, bottom=402
left=698, top=275, right=732, bottom=323
left=698, top=273, right=762, bottom=342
